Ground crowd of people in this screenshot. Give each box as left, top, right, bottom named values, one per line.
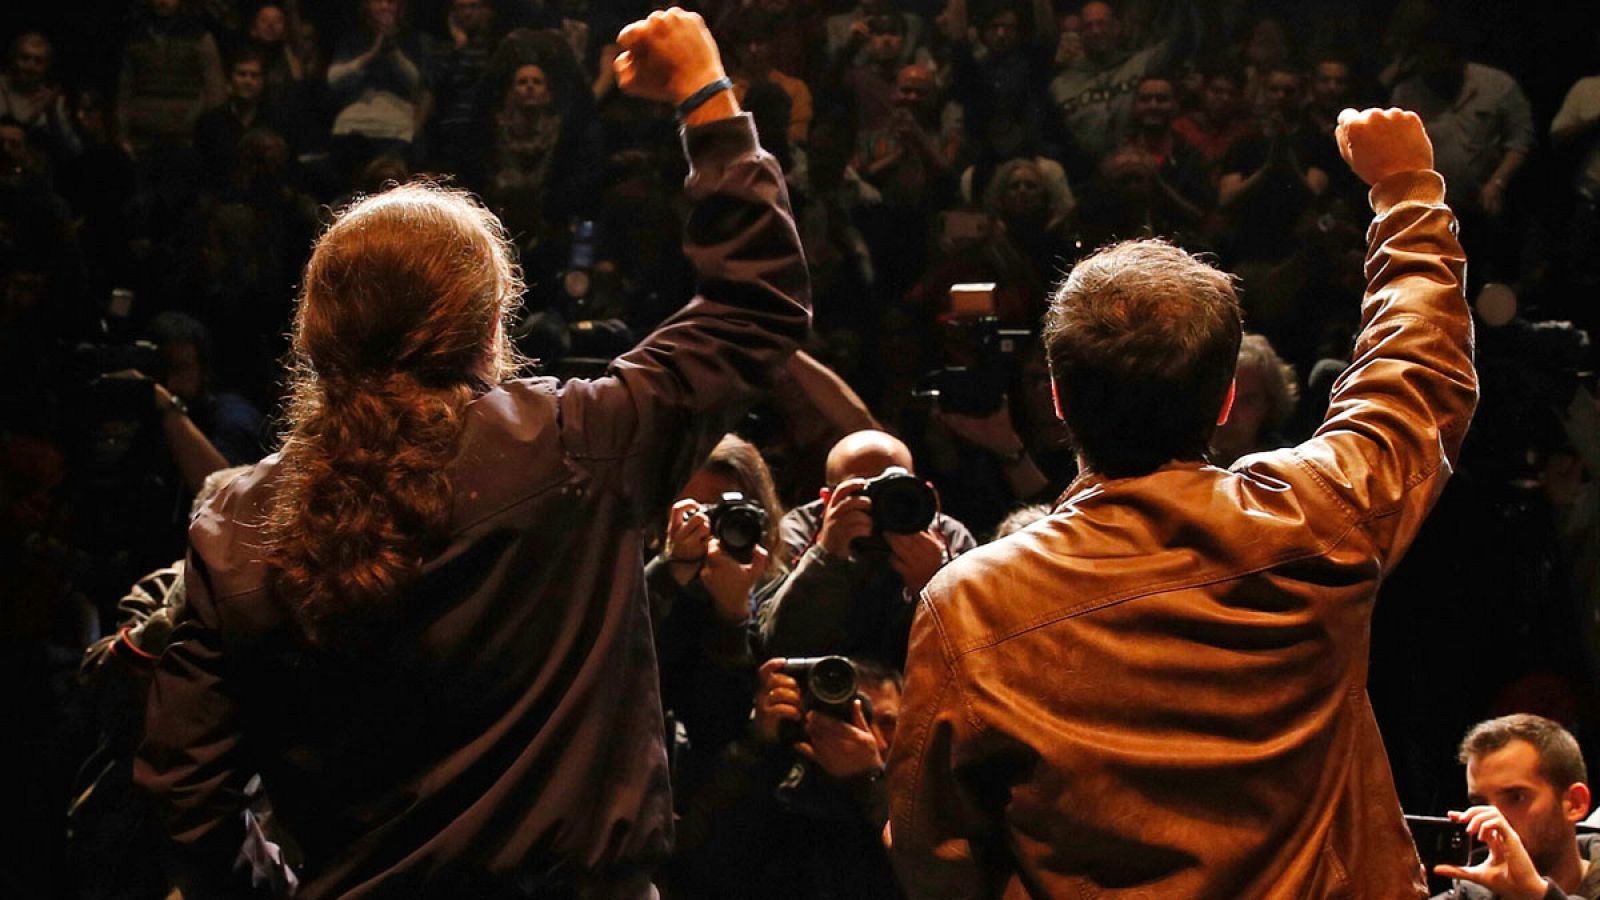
left=4, top=0, right=1600, bottom=897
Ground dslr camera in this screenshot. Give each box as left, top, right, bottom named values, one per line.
left=778, top=655, right=870, bottom=744
left=706, top=491, right=768, bottom=564
left=861, top=466, right=937, bottom=535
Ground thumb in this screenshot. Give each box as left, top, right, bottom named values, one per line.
left=852, top=698, right=870, bottom=731
left=795, top=741, right=818, bottom=761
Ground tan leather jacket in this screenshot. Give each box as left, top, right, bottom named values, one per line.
left=887, top=170, right=1476, bottom=899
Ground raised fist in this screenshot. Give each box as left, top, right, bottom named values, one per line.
left=1335, top=107, right=1434, bottom=187
left=614, top=8, right=728, bottom=106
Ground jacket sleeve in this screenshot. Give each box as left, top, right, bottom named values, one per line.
left=556, top=113, right=812, bottom=517
left=1262, top=169, right=1477, bottom=571
left=886, top=595, right=1010, bottom=899
left=133, top=547, right=256, bottom=897
left=756, top=544, right=859, bottom=658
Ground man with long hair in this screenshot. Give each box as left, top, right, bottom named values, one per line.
left=136, top=9, right=809, bottom=898
left=888, top=109, right=1476, bottom=895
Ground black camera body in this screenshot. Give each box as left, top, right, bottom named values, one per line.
left=862, top=466, right=937, bottom=535
left=915, top=316, right=1033, bottom=417
left=778, top=655, right=870, bottom=745
left=706, top=491, right=768, bottom=564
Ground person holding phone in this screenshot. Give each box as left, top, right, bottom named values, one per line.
left=1431, top=715, right=1600, bottom=899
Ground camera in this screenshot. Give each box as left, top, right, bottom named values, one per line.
left=706, top=491, right=768, bottom=564
left=777, top=655, right=868, bottom=744
left=861, top=466, right=937, bottom=535
left=915, top=312, right=1033, bottom=417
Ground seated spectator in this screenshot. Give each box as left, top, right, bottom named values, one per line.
left=671, top=656, right=904, bottom=899
left=1173, top=64, right=1250, bottom=166
left=0, top=32, right=79, bottom=166
left=758, top=429, right=976, bottom=668
left=1210, top=333, right=1299, bottom=466
left=1431, top=714, right=1599, bottom=899
left=854, top=64, right=958, bottom=208
left=117, top=0, right=225, bottom=156
left=1217, top=64, right=1337, bottom=264
left=976, top=157, right=1072, bottom=311
left=1309, top=51, right=1356, bottom=137
left=194, top=49, right=290, bottom=187
left=326, top=0, right=431, bottom=168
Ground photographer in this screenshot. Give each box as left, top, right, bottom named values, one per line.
left=670, top=656, right=903, bottom=899
left=1431, top=715, right=1600, bottom=899
left=757, top=429, right=975, bottom=669
left=650, top=435, right=785, bottom=794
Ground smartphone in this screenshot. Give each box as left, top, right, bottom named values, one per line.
left=1405, top=814, right=1478, bottom=870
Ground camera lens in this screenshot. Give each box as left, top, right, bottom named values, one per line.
left=708, top=492, right=768, bottom=562
left=806, top=656, right=857, bottom=706
left=867, top=468, right=937, bottom=534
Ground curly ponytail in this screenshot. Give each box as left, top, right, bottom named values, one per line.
left=264, top=183, right=522, bottom=646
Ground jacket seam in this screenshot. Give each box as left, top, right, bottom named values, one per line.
left=948, top=522, right=1362, bottom=658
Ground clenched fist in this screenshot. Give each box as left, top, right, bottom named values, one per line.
left=614, top=8, right=728, bottom=108
left=1335, top=107, right=1434, bottom=187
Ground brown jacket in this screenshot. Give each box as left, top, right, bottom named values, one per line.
left=886, top=170, right=1476, bottom=898
left=135, top=114, right=810, bottom=899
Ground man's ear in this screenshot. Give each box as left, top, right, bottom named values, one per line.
left=1216, top=379, right=1237, bottom=426
left=1563, top=781, right=1591, bottom=824
left=1051, top=378, right=1065, bottom=421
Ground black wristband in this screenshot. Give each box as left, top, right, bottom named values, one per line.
left=676, top=76, right=733, bottom=121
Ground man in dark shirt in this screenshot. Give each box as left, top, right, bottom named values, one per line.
left=1217, top=64, right=1340, bottom=262
left=193, top=48, right=289, bottom=187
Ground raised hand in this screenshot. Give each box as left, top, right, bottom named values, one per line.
left=1335, top=107, right=1434, bottom=187
left=614, top=8, right=728, bottom=106
left=1431, top=806, right=1549, bottom=900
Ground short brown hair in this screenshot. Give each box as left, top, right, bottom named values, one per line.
left=1459, top=714, right=1588, bottom=791
left=1042, top=239, right=1242, bottom=477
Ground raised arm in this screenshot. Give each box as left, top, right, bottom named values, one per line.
left=556, top=9, right=812, bottom=515
left=1275, top=108, right=1477, bottom=568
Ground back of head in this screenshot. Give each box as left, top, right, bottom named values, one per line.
left=266, top=183, right=522, bottom=647
left=1043, top=239, right=1241, bottom=478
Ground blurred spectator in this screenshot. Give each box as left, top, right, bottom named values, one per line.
left=1236, top=16, right=1291, bottom=114
left=1211, top=333, right=1299, bottom=466
left=944, top=0, right=1064, bottom=198
left=759, top=429, right=976, bottom=669
left=142, top=311, right=267, bottom=474
left=1173, top=64, right=1249, bottom=165
left=824, top=0, right=931, bottom=73
left=117, top=0, right=225, bottom=157
left=326, top=0, right=431, bottom=169
left=1551, top=69, right=1600, bottom=299
left=1115, top=73, right=1212, bottom=229
left=849, top=61, right=958, bottom=302
left=828, top=13, right=900, bottom=135
left=1217, top=64, right=1336, bottom=263
left=729, top=13, right=813, bottom=146
left=1390, top=15, right=1532, bottom=280
left=978, top=157, right=1072, bottom=304
left=0, top=33, right=79, bottom=166
left=1049, top=0, right=1200, bottom=174
left=425, top=0, right=497, bottom=184
left=1309, top=51, right=1355, bottom=137
left=193, top=48, right=290, bottom=187
left=485, top=57, right=600, bottom=259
